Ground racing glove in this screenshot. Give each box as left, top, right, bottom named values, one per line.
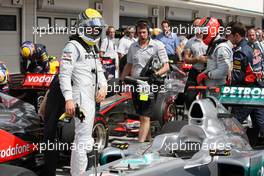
left=197, top=72, right=209, bottom=85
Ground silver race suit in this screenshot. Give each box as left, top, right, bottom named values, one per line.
left=204, top=37, right=233, bottom=86
left=59, top=40, right=107, bottom=176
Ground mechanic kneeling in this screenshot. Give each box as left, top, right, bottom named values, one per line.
left=120, top=20, right=169, bottom=143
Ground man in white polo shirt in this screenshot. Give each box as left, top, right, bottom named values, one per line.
left=117, top=26, right=137, bottom=74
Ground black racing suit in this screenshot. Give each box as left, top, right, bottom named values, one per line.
left=41, top=75, right=65, bottom=176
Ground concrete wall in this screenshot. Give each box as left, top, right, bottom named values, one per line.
left=192, top=0, right=263, bottom=14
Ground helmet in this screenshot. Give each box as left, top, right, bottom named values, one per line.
left=0, top=63, right=9, bottom=85
left=76, top=8, right=105, bottom=46
left=21, top=41, right=35, bottom=59
left=198, top=17, right=221, bottom=45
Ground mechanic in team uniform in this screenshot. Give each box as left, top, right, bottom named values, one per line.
left=120, top=20, right=169, bottom=143
left=196, top=17, right=233, bottom=86
left=228, top=23, right=264, bottom=145
left=20, top=41, right=49, bottom=73
left=247, top=27, right=264, bottom=83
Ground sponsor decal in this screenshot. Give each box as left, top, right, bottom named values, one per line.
left=23, top=73, right=55, bottom=87
left=218, top=86, right=264, bottom=106
left=221, top=86, right=264, bottom=98
left=0, top=130, right=35, bottom=162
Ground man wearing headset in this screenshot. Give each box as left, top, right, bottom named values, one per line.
left=120, top=20, right=169, bottom=142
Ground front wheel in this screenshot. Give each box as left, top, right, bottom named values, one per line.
left=152, top=92, right=178, bottom=127
left=93, top=116, right=109, bottom=153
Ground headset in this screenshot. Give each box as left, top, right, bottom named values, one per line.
left=135, top=20, right=151, bottom=36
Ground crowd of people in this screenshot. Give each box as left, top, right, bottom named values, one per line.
left=1, top=7, right=262, bottom=176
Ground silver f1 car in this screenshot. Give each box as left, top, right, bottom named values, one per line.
left=86, top=91, right=264, bottom=176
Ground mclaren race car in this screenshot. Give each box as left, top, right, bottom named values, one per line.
left=87, top=86, right=264, bottom=176
left=0, top=91, right=109, bottom=175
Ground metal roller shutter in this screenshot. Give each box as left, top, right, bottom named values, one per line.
left=0, top=7, right=21, bottom=73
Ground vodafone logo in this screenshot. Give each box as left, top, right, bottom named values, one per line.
left=0, top=129, right=34, bottom=162
left=0, top=144, right=30, bottom=158
left=27, top=75, right=54, bottom=83
left=23, top=73, right=55, bottom=87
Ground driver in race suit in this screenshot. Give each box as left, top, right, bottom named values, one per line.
left=196, top=17, right=233, bottom=87
left=20, top=41, right=49, bottom=73
left=229, top=23, right=264, bottom=145
left=40, top=8, right=107, bottom=176
left=59, top=8, right=107, bottom=176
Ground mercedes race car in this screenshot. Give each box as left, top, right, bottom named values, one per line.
left=87, top=86, right=264, bottom=176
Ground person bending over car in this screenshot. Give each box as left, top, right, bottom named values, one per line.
left=228, top=22, right=264, bottom=146
left=120, top=20, right=169, bottom=143
left=20, top=41, right=49, bottom=73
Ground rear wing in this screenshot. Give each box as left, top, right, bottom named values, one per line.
left=188, top=86, right=264, bottom=108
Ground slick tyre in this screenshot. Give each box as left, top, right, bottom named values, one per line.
left=93, top=115, right=109, bottom=153
left=152, top=92, right=177, bottom=127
